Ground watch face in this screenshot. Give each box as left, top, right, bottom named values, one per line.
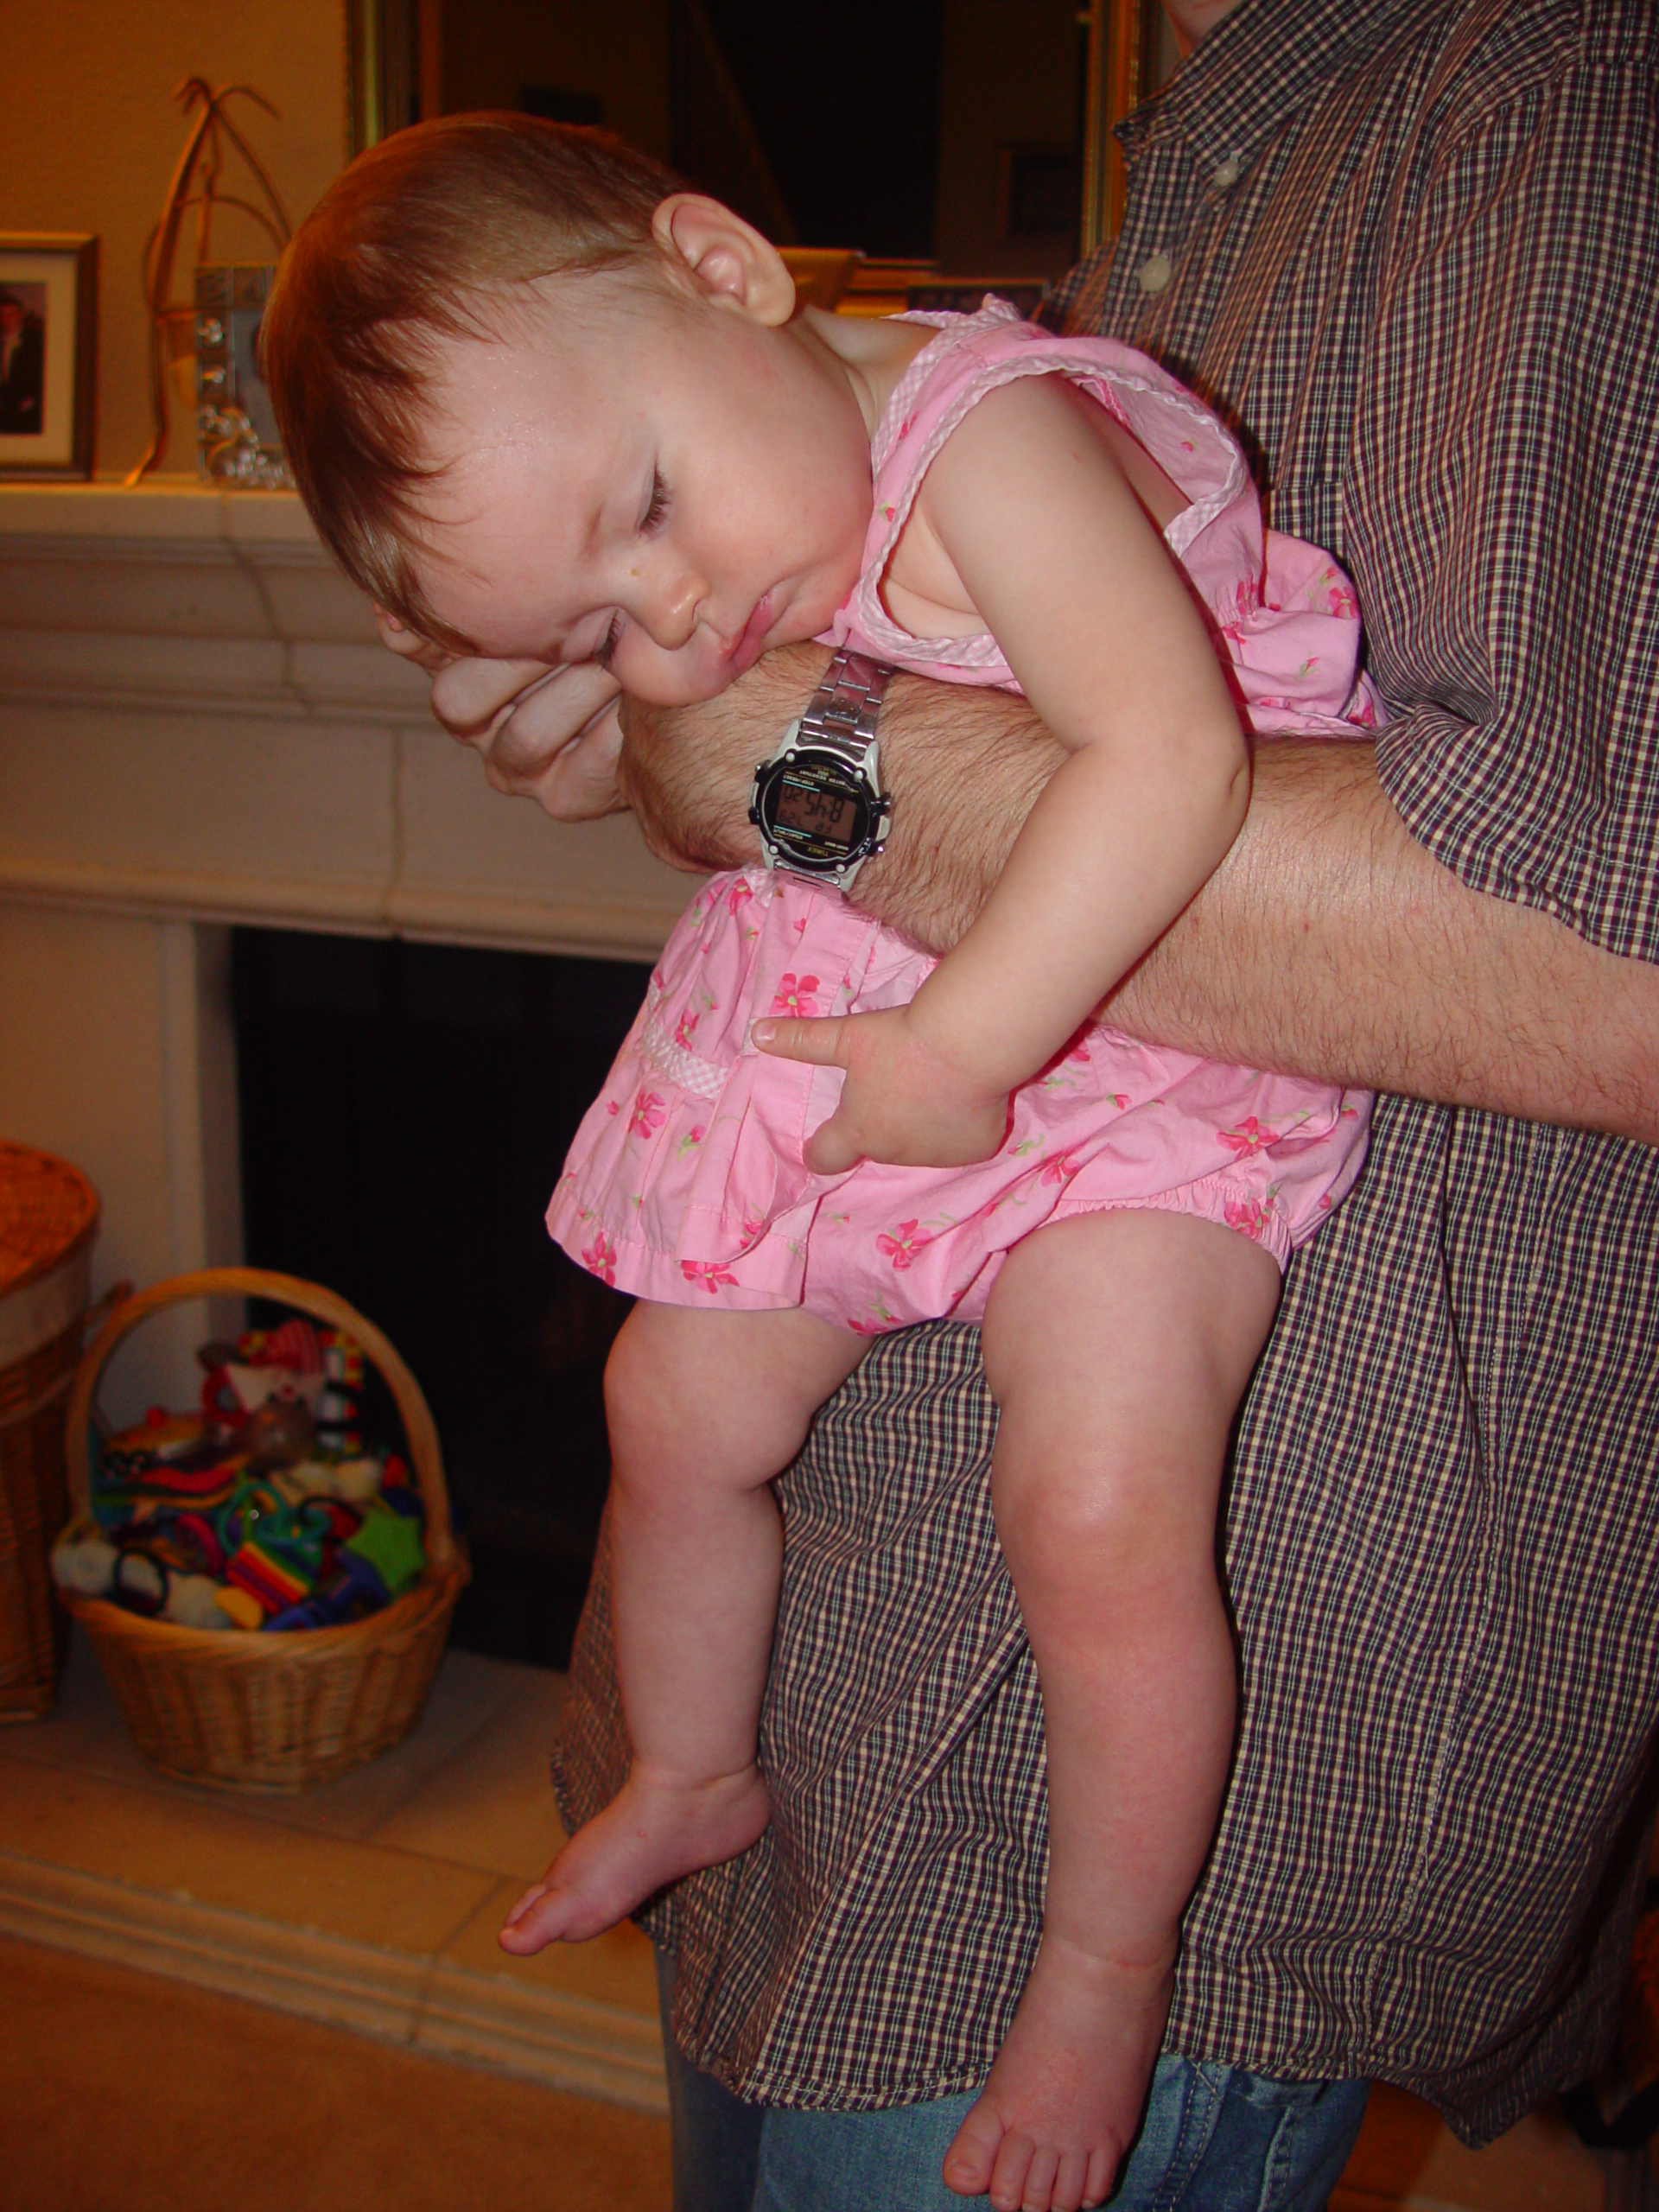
left=775, top=772, right=860, bottom=847
left=756, top=751, right=876, bottom=870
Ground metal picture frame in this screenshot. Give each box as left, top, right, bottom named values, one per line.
left=194, top=263, right=294, bottom=489
left=0, top=233, right=97, bottom=481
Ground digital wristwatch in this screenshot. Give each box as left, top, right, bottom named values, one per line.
left=748, top=647, right=895, bottom=892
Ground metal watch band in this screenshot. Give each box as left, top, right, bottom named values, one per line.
left=795, top=647, right=893, bottom=772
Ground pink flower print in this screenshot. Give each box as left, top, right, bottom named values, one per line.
left=1224, top=1198, right=1268, bottom=1242
left=628, top=1090, right=667, bottom=1139
left=772, top=973, right=823, bottom=1018
left=581, top=1230, right=618, bottom=1285
left=876, top=1218, right=931, bottom=1271
left=1320, top=570, right=1357, bottom=620
left=604, top=1097, right=620, bottom=1117
left=726, top=879, right=753, bottom=918
left=1065, top=1038, right=1092, bottom=1066
left=1219, top=1116, right=1279, bottom=1158
left=881, top=502, right=897, bottom=521
left=1040, top=1152, right=1080, bottom=1185
left=675, top=1125, right=706, bottom=1160
left=1113, top=1092, right=1131, bottom=1109
left=674, top=1007, right=700, bottom=1049
left=739, top=1217, right=765, bottom=1246
left=680, top=1259, right=741, bottom=1294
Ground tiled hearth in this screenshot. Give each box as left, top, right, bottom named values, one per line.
left=0, top=1631, right=663, bottom=2112
left=1, top=1631, right=1646, bottom=2208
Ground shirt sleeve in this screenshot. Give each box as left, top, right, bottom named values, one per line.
left=1350, top=19, right=1659, bottom=962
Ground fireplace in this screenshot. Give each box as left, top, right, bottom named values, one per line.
left=0, top=480, right=696, bottom=1614
left=232, top=925, right=648, bottom=1665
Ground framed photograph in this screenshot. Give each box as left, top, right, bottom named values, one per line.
left=0, top=234, right=97, bottom=480
left=194, top=264, right=294, bottom=489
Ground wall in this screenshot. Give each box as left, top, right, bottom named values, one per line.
left=934, top=0, right=1084, bottom=283
left=0, top=911, right=243, bottom=1418
left=438, top=0, right=671, bottom=160
left=8, top=0, right=350, bottom=483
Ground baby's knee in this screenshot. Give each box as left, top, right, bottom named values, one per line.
left=602, top=1306, right=708, bottom=1470
left=1001, top=1457, right=1205, bottom=1610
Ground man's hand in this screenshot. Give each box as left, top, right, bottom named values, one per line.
left=378, top=610, right=626, bottom=820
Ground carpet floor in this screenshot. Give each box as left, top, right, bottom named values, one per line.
left=0, top=1931, right=672, bottom=2212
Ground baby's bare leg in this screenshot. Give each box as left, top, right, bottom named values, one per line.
left=944, top=1208, right=1281, bottom=2212
left=501, top=1300, right=865, bottom=1953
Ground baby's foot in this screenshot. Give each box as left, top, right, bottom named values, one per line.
left=499, top=1764, right=770, bottom=1953
left=941, top=1935, right=1174, bottom=2212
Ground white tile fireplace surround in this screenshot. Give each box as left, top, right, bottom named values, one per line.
left=0, top=482, right=692, bottom=1410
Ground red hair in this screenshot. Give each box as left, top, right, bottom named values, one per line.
left=261, top=114, right=683, bottom=648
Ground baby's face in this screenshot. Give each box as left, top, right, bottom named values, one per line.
left=407, top=267, right=874, bottom=704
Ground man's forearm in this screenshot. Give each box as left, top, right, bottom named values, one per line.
left=620, top=658, right=1659, bottom=1144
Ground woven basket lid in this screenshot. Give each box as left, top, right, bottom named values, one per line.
left=0, top=1141, right=100, bottom=1299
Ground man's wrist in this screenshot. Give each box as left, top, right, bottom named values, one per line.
left=617, top=645, right=832, bottom=874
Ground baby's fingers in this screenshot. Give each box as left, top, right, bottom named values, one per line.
left=751, top=1014, right=849, bottom=1068
left=801, top=1109, right=865, bottom=1177
left=752, top=1018, right=865, bottom=1173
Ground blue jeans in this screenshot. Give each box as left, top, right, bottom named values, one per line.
left=658, top=1954, right=1369, bottom=2212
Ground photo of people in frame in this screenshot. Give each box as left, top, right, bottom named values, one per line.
left=0, top=283, right=46, bottom=436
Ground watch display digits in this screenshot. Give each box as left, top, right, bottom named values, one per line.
left=748, top=648, right=895, bottom=891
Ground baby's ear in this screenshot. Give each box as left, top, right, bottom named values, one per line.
left=652, top=194, right=795, bottom=326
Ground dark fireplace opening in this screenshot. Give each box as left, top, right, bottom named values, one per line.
left=231, top=926, right=651, bottom=1669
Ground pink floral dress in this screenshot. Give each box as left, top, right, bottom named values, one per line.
left=547, top=304, right=1374, bottom=1335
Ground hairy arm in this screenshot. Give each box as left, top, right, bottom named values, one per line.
left=620, top=650, right=1659, bottom=1147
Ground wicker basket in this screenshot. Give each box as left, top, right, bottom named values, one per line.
left=0, top=1143, right=100, bottom=1722
left=58, top=1268, right=467, bottom=1790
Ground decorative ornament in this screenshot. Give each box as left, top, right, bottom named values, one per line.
left=127, top=78, right=292, bottom=485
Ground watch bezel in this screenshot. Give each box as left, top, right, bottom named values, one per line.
left=749, top=737, right=888, bottom=880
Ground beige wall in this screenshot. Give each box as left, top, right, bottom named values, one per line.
left=0, top=909, right=243, bottom=1420
left=8, top=0, right=351, bottom=481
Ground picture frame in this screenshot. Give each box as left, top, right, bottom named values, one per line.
left=194, top=264, right=294, bottom=490
left=0, top=233, right=97, bottom=480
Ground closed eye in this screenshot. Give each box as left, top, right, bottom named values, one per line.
left=594, top=612, right=622, bottom=668
left=642, top=468, right=669, bottom=535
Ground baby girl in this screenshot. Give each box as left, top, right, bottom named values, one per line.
left=264, top=116, right=1373, bottom=2212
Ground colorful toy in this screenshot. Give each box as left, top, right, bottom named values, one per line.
left=52, top=1314, right=423, bottom=1632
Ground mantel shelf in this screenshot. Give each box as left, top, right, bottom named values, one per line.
left=0, top=480, right=692, bottom=959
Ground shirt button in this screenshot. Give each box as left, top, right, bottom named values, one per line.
left=1136, top=251, right=1173, bottom=295
left=1211, top=155, right=1241, bottom=188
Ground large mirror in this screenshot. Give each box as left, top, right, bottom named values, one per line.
left=346, top=0, right=1174, bottom=311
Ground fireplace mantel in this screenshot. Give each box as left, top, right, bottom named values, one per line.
left=0, top=481, right=692, bottom=960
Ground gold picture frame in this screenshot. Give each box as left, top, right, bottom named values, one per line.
left=344, top=0, right=1168, bottom=246
left=0, top=233, right=97, bottom=481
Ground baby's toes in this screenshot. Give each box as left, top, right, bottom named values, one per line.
left=942, top=2096, right=1006, bottom=2196
left=988, top=2127, right=1037, bottom=2212
left=1016, top=2143, right=1058, bottom=2210
left=1081, top=2143, right=1119, bottom=2209
left=498, top=1881, right=573, bottom=1955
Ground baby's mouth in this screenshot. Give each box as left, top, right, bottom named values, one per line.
left=726, top=593, right=776, bottom=678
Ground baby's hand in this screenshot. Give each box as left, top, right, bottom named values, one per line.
left=753, top=1006, right=1009, bottom=1174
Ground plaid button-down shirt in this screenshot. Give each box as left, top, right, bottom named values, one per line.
left=556, top=0, right=1659, bottom=2143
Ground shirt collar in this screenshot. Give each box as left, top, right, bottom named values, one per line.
left=1117, top=0, right=1435, bottom=175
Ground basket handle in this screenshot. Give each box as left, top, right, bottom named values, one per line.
left=63, top=1268, right=457, bottom=1573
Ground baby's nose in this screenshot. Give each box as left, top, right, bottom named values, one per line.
left=645, top=572, right=704, bottom=652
